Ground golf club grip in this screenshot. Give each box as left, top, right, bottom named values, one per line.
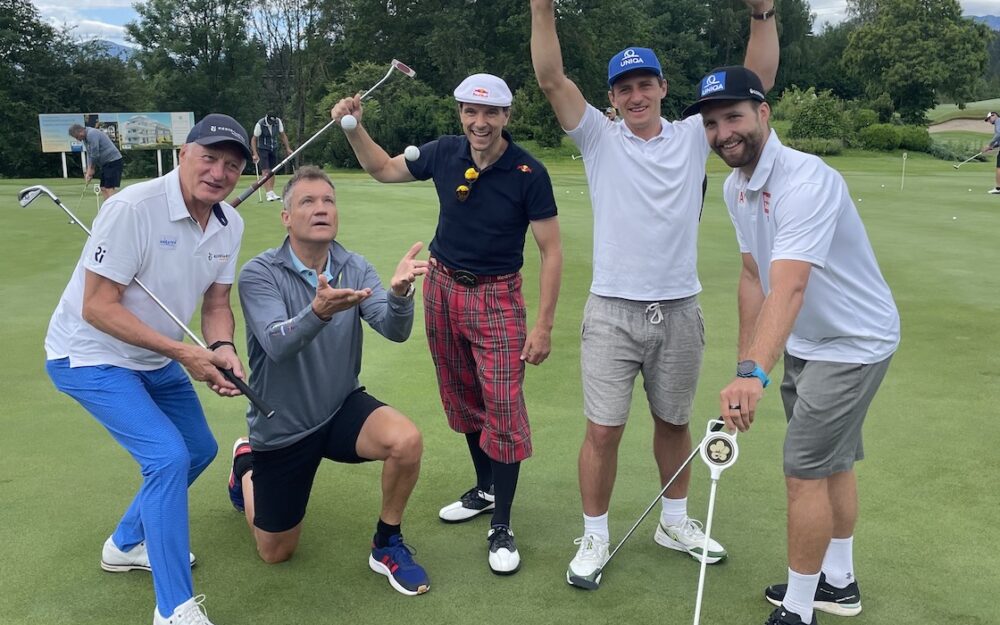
left=232, top=172, right=273, bottom=208
left=219, top=368, right=275, bottom=418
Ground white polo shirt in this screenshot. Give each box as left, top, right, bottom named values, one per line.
left=566, top=104, right=710, bottom=301
left=723, top=130, right=899, bottom=363
left=45, top=168, right=245, bottom=370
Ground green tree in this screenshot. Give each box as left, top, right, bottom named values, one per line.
left=843, top=0, right=991, bottom=123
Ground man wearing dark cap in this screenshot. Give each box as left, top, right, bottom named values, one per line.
left=530, top=0, right=777, bottom=589
left=252, top=114, right=293, bottom=201
left=44, top=113, right=253, bottom=625
left=685, top=66, right=899, bottom=625
left=982, top=111, right=1000, bottom=194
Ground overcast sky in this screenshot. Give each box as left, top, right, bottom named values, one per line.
left=31, top=0, right=1000, bottom=46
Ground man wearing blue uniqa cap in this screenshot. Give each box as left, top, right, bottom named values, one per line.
left=44, top=113, right=252, bottom=625
left=530, top=0, right=778, bottom=589
left=686, top=66, right=899, bottom=625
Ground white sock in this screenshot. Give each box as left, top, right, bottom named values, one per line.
left=783, top=568, right=819, bottom=623
left=583, top=512, right=610, bottom=543
left=822, top=536, right=855, bottom=588
left=660, top=496, right=687, bottom=527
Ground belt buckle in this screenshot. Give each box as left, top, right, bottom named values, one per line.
left=453, top=270, right=478, bottom=287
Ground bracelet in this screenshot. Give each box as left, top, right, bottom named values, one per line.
left=208, top=340, right=236, bottom=352
left=751, top=6, right=776, bottom=20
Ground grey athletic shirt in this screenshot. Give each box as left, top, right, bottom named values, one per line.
left=238, top=238, right=414, bottom=451
left=83, top=127, right=123, bottom=167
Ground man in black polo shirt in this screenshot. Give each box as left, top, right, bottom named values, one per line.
left=330, top=73, right=562, bottom=575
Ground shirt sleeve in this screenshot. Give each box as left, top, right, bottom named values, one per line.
left=771, top=181, right=841, bottom=269
left=677, top=113, right=711, bottom=163
left=85, top=131, right=102, bottom=163
left=82, top=198, right=146, bottom=285
left=990, top=123, right=1000, bottom=148
left=253, top=122, right=263, bottom=138
left=565, top=104, right=608, bottom=156
left=524, top=164, right=558, bottom=221
left=405, top=137, right=441, bottom=181
left=277, top=119, right=285, bottom=133
left=357, top=258, right=414, bottom=342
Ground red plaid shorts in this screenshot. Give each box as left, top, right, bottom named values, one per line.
left=423, top=262, right=532, bottom=463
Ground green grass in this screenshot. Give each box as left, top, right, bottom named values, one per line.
left=1, top=150, right=998, bottom=625
left=928, top=97, right=1000, bottom=123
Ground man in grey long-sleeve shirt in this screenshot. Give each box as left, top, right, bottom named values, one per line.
left=984, top=111, right=1000, bottom=195
left=68, top=124, right=124, bottom=199
left=229, top=166, right=432, bottom=596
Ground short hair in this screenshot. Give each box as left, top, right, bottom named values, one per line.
left=281, top=166, right=335, bottom=210
left=68, top=124, right=85, bottom=137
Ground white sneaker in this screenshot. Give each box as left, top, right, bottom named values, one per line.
left=438, top=486, right=495, bottom=523
left=654, top=517, right=728, bottom=564
left=989, top=188, right=1000, bottom=195
left=566, top=534, right=610, bottom=588
left=102, top=536, right=196, bottom=572
left=265, top=190, right=280, bottom=201
left=486, top=525, right=520, bottom=575
left=153, top=595, right=213, bottom=625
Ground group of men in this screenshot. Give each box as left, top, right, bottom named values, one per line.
left=46, top=1, right=900, bottom=625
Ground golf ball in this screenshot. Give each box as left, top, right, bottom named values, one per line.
left=880, top=184, right=885, bottom=188
left=857, top=198, right=862, bottom=202
left=404, top=145, right=420, bottom=161
left=969, top=188, right=973, bottom=192
left=340, top=114, right=358, bottom=131
left=953, top=216, right=957, bottom=220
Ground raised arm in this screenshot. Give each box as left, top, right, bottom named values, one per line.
left=330, top=95, right=416, bottom=183
left=530, top=0, right=587, bottom=131
left=743, top=0, right=780, bottom=92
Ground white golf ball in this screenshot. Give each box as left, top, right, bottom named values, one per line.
left=340, top=114, right=358, bottom=131
left=953, top=216, right=957, bottom=220
left=857, top=198, right=862, bottom=202
left=404, top=145, right=420, bottom=161
left=880, top=184, right=885, bottom=188
left=969, top=188, right=973, bottom=192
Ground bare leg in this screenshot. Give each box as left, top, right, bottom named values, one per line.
left=652, top=418, right=691, bottom=499
left=354, top=406, right=423, bottom=525
left=578, top=421, right=624, bottom=516
left=786, top=476, right=833, bottom=573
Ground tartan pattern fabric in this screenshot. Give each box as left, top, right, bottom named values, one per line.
left=423, top=264, right=532, bottom=463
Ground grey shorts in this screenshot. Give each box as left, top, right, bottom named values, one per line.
left=581, top=294, right=704, bottom=427
left=781, top=353, right=893, bottom=479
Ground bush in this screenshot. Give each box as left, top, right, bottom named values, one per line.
left=785, top=138, right=844, bottom=156
left=857, top=124, right=901, bottom=151
left=787, top=89, right=850, bottom=141
left=848, top=108, right=878, bottom=132
left=772, top=86, right=813, bottom=121
left=898, top=126, right=932, bottom=153
left=929, top=140, right=987, bottom=162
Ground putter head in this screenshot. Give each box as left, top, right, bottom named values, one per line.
left=567, top=571, right=602, bottom=591
left=17, top=187, right=44, bottom=207
left=391, top=59, right=416, bottom=78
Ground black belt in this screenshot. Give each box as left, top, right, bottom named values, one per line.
left=431, top=259, right=517, bottom=287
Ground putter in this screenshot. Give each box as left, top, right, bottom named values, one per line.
left=953, top=150, right=985, bottom=169
left=568, top=420, right=726, bottom=590
left=230, top=59, right=417, bottom=208
left=16, top=184, right=275, bottom=418
left=900, top=152, right=907, bottom=191
left=69, top=181, right=89, bottom=225
left=254, top=160, right=263, bottom=203
left=691, top=420, right=740, bottom=625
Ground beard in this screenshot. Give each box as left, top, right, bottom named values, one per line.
left=713, top=129, right=765, bottom=169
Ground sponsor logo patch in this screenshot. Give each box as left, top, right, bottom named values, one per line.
left=159, top=236, right=178, bottom=250
left=472, top=87, right=489, bottom=98
left=517, top=164, right=532, bottom=173
left=207, top=252, right=231, bottom=262
left=763, top=191, right=771, bottom=217
left=701, top=72, right=725, bottom=97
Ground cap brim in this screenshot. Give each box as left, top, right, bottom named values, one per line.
left=682, top=94, right=762, bottom=119
left=608, top=67, right=661, bottom=87
left=194, top=136, right=252, bottom=161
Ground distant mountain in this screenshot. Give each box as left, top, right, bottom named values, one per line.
left=970, top=15, right=1000, bottom=30
left=87, top=40, right=135, bottom=61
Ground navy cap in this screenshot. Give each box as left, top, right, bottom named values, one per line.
left=607, top=47, right=662, bottom=87
left=682, top=66, right=767, bottom=118
left=186, top=113, right=252, bottom=161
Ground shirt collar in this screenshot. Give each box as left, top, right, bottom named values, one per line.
left=744, top=129, right=781, bottom=192
left=288, top=245, right=334, bottom=289
left=620, top=116, right=673, bottom=143
left=165, top=168, right=230, bottom=226
left=276, top=238, right=346, bottom=288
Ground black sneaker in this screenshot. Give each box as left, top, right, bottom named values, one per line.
left=438, top=486, right=495, bottom=523
left=486, top=525, right=520, bottom=575
left=764, top=606, right=818, bottom=625
left=765, top=573, right=862, bottom=617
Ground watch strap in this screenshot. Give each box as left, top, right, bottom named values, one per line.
left=751, top=7, right=776, bottom=20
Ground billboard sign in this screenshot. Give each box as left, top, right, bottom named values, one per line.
left=37, top=112, right=196, bottom=153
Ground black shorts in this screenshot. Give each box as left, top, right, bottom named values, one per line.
left=100, top=158, right=123, bottom=189
left=258, top=149, right=278, bottom=171
left=250, top=388, right=386, bottom=533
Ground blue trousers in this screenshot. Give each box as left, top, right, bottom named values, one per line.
left=47, top=358, right=218, bottom=616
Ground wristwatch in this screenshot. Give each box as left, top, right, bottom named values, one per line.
left=395, top=282, right=415, bottom=299
left=751, top=6, right=776, bottom=20
left=737, top=359, right=770, bottom=388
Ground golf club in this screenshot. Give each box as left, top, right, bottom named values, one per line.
left=94, top=183, right=101, bottom=211
left=230, top=59, right=417, bottom=208
left=691, top=420, right=740, bottom=625
left=254, top=160, right=263, bottom=203
left=70, top=181, right=89, bottom=225
left=567, top=420, right=726, bottom=590
left=17, top=184, right=275, bottom=418
left=900, top=152, right=907, bottom=191
left=953, top=150, right=985, bottom=169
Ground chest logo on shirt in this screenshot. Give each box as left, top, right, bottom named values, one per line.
left=763, top=191, right=771, bottom=217
left=207, top=252, right=231, bottom=263
left=159, top=236, right=178, bottom=250
left=517, top=164, right=532, bottom=174
left=738, top=190, right=746, bottom=205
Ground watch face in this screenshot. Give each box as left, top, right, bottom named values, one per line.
left=737, top=360, right=756, bottom=376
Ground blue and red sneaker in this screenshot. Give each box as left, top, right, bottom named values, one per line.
left=368, top=534, right=430, bottom=596
left=228, top=437, right=252, bottom=512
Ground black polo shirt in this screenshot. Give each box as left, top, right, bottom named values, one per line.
left=405, top=130, right=557, bottom=275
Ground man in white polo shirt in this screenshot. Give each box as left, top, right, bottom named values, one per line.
left=45, top=113, right=252, bottom=625
left=683, top=66, right=899, bottom=625
left=530, top=0, right=778, bottom=588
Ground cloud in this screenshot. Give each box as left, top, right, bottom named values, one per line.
left=31, top=0, right=135, bottom=45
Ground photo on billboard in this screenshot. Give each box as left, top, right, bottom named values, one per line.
left=38, top=114, right=85, bottom=153
left=122, top=113, right=174, bottom=150
left=86, top=113, right=122, bottom=148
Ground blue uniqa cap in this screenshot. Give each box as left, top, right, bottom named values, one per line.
left=607, top=47, right=663, bottom=87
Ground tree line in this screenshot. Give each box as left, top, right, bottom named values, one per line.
left=1, top=0, right=996, bottom=178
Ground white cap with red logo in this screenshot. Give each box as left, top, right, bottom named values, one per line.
left=453, top=73, right=513, bottom=107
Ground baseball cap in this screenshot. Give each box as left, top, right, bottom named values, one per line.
left=985, top=112, right=998, bottom=121
left=454, top=74, right=513, bottom=107
left=607, top=47, right=662, bottom=87
left=186, top=113, right=252, bottom=161
left=681, top=66, right=767, bottom=118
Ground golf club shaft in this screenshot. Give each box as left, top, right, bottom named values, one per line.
left=956, top=151, right=984, bottom=168
left=42, top=189, right=275, bottom=418
left=254, top=161, right=263, bottom=202
left=231, top=61, right=410, bottom=208
left=692, top=479, right=720, bottom=625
